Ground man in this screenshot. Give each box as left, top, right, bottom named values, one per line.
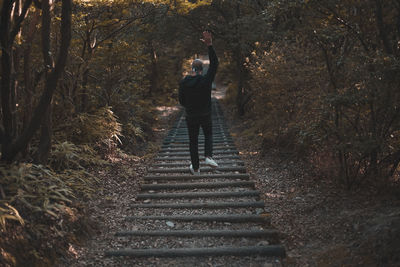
left=179, top=31, right=219, bottom=175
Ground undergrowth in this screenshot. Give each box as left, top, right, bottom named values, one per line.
left=0, top=100, right=170, bottom=265
left=0, top=141, right=107, bottom=266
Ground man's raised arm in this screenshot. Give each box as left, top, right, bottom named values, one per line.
left=201, top=31, right=219, bottom=83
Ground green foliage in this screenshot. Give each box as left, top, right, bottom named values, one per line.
left=54, top=169, right=99, bottom=199
left=58, top=1, right=178, bottom=155
left=49, top=141, right=107, bottom=170
left=49, top=142, right=82, bottom=171
left=66, top=106, right=122, bottom=152
left=245, top=40, right=323, bottom=153
left=0, top=145, right=102, bottom=228
left=0, top=164, right=74, bottom=220
left=235, top=0, right=400, bottom=188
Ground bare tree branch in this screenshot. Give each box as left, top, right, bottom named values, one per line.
left=10, top=0, right=33, bottom=40
left=316, top=4, right=371, bottom=52
left=95, top=11, right=158, bottom=49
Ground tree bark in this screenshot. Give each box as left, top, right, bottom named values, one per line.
left=374, top=0, right=393, bottom=54
left=234, top=2, right=246, bottom=116
left=11, top=47, right=19, bottom=139
left=34, top=104, right=52, bottom=164
left=80, top=68, right=89, bottom=112
left=1, top=0, right=33, bottom=160
left=11, top=0, right=22, bottom=138
left=75, top=20, right=93, bottom=113
left=148, top=41, right=158, bottom=97
left=21, top=10, right=40, bottom=157
left=1, top=0, right=15, bottom=154
left=397, top=3, right=400, bottom=38
left=236, top=57, right=245, bottom=116
left=41, top=0, right=53, bottom=69
left=34, top=0, right=52, bottom=163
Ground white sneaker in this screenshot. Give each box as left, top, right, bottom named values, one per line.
left=189, top=164, right=200, bottom=175
left=205, top=157, right=218, bottom=168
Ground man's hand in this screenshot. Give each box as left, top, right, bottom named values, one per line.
left=200, top=31, right=212, bottom=46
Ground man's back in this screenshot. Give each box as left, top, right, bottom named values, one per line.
left=179, top=46, right=218, bottom=117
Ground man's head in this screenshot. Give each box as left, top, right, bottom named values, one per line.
left=192, top=59, right=203, bottom=74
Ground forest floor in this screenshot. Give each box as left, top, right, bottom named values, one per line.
left=60, top=88, right=400, bottom=266
left=223, top=110, right=400, bottom=266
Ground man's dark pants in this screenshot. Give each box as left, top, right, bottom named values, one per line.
left=186, top=114, right=213, bottom=170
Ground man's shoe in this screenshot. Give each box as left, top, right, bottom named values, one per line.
left=189, top=164, right=200, bottom=175
left=205, top=157, right=218, bottom=168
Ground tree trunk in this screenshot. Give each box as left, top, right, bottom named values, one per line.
left=33, top=0, right=53, bottom=163
left=148, top=41, right=158, bottom=97
left=236, top=71, right=245, bottom=116
left=1, top=0, right=33, bottom=160
left=234, top=2, right=246, bottom=116
left=397, top=4, right=400, bottom=38
left=34, top=104, right=52, bottom=164
left=234, top=46, right=248, bottom=116
left=80, top=68, right=89, bottom=112
left=1, top=0, right=72, bottom=162
left=73, top=19, right=94, bottom=113
left=21, top=10, right=40, bottom=157
left=1, top=0, right=15, bottom=155
left=41, top=0, right=53, bottom=69
left=11, top=42, right=21, bottom=139
left=374, top=0, right=393, bottom=54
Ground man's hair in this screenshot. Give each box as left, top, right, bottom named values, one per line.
left=192, top=59, right=203, bottom=72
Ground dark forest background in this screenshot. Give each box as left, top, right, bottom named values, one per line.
left=1, top=0, right=399, bottom=265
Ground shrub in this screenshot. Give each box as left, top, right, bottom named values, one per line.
left=57, top=106, right=122, bottom=156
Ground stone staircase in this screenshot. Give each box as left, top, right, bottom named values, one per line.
left=105, top=99, right=285, bottom=265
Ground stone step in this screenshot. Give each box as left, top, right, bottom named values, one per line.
left=160, top=146, right=236, bottom=152
left=168, top=136, right=229, bottom=140
left=163, top=142, right=234, bottom=146
left=141, top=181, right=254, bottom=190
left=164, top=138, right=233, bottom=143
left=168, top=133, right=228, bottom=137
left=161, top=144, right=236, bottom=150
left=148, top=166, right=246, bottom=173
left=170, top=127, right=228, bottom=131
left=130, top=201, right=265, bottom=209
left=165, top=136, right=229, bottom=141
left=144, top=173, right=250, bottom=181
left=105, top=245, right=286, bottom=258
left=125, top=214, right=271, bottom=223
left=157, top=150, right=238, bottom=157
left=152, top=161, right=245, bottom=168
left=168, top=134, right=229, bottom=137
left=155, top=155, right=240, bottom=161
left=168, top=132, right=228, bottom=136
left=136, top=190, right=260, bottom=199
left=115, top=229, right=279, bottom=238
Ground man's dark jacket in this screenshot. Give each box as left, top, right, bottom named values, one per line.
left=179, top=46, right=218, bottom=117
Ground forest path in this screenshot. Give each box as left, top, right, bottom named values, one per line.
left=102, top=98, right=285, bottom=266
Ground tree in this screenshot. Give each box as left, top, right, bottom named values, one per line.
left=1, top=0, right=72, bottom=162
left=240, top=0, right=400, bottom=187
